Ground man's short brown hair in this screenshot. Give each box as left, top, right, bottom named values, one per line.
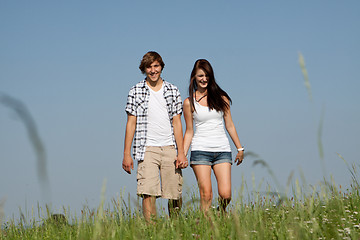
left=139, top=51, right=165, bottom=74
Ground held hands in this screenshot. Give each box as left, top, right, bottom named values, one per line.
left=175, top=154, right=188, bottom=169
left=122, top=154, right=134, bottom=174
left=235, top=150, right=244, bottom=165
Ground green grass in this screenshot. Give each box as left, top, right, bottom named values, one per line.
left=1, top=177, right=359, bottom=240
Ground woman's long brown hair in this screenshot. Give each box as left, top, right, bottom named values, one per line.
left=188, top=59, right=231, bottom=112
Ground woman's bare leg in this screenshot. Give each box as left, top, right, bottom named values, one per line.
left=213, top=162, right=232, bottom=212
left=192, top=165, right=213, bottom=212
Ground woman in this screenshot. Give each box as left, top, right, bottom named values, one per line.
left=183, top=59, right=244, bottom=213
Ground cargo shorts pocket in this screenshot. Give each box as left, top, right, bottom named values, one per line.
left=137, top=163, right=145, bottom=183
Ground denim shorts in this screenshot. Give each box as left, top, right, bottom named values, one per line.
left=190, top=151, right=232, bottom=166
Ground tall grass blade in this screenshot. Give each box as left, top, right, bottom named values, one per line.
left=0, top=197, right=5, bottom=228
left=298, top=52, right=312, bottom=102
left=252, top=159, right=289, bottom=206
left=337, top=153, right=359, bottom=188
left=252, top=159, right=282, bottom=193
left=298, top=54, right=327, bottom=179
left=0, top=93, right=51, bottom=203
left=93, top=178, right=107, bottom=240
left=318, top=105, right=326, bottom=174
left=286, top=170, right=295, bottom=194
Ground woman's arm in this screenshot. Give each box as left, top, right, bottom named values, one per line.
left=172, top=114, right=188, bottom=169
left=183, top=98, right=194, bottom=157
left=223, top=98, right=244, bottom=165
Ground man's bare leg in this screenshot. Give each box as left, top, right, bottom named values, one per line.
left=143, top=195, right=156, bottom=222
left=168, top=198, right=182, bottom=217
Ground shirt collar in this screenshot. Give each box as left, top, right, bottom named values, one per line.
left=141, top=78, right=169, bottom=91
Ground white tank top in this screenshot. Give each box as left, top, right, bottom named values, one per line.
left=191, top=101, right=231, bottom=152
left=146, top=84, right=173, bottom=146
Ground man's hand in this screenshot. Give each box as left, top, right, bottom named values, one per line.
left=175, top=154, right=188, bottom=169
left=122, top=154, right=134, bottom=174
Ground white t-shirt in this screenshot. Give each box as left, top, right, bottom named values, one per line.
left=191, top=101, right=231, bottom=152
left=146, top=84, right=173, bottom=146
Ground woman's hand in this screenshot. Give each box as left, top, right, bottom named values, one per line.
left=176, top=154, right=188, bottom=169
left=235, top=150, right=244, bottom=165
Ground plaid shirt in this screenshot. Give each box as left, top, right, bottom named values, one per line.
left=125, top=79, right=183, bottom=161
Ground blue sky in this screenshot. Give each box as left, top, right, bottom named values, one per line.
left=1, top=1, right=359, bottom=221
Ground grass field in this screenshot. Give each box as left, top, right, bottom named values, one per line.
left=1, top=167, right=359, bottom=240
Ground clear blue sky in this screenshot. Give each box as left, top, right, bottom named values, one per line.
left=1, top=1, right=359, bottom=221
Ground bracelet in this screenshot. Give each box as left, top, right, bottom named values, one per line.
left=237, top=147, right=245, bottom=152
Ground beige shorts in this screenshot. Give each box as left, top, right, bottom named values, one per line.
left=137, top=145, right=183, bottom=200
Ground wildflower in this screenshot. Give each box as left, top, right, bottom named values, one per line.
left=192, top=233, right=200, bottom=238
left=353, top=224, right=360, bottom=228
left=344, top=228, right=351, bottom=234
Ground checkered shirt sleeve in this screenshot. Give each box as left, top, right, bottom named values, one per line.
left=164, top=83, right=182, bottom=118
left=125, top=82, right=149, bottom=161
left=125, top=87, right=137, bottom=116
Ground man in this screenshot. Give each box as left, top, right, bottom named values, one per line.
left=122, top=51, right=188, bottom=221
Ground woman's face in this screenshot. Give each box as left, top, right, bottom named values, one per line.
left=195, top=68, right=209, bottom=90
